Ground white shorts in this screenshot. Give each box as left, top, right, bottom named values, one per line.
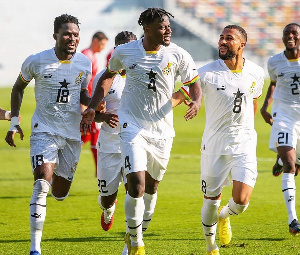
left=97, top=152, right=126, bottom=196
left=30, top=132, right=81, bottom=182
left=119, top=129, right=173, bottom=181
left=269, top=118, right=300, bottom=154
left=200, top=153, right=257, bottom=197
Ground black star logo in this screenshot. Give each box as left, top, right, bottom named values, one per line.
left=59, top=79, right=70, bottom=88
left=291, top=74, right=300, bottom=83
left=146, top=69, right=157, bottom=79
left=233, top=88, right=244, bottom=98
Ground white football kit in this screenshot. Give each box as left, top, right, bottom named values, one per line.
left=268, top=52, right=300, bottom=156
left=108, top=39, right=199, bottom=179
left=198, top=59, right=264, bottom=197
left=21, top=48, right=91, bottom=180
left=93, top=69, right=126, bottom=196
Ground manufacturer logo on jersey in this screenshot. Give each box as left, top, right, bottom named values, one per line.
left=129, top=64, right=137, bottom=69
left=75, top=72, right=83, bottom=85
left=162, top=63, right=172, bottom=75
left=217, top=85, right=226, bottom=90
left=44, top=73, right=52, bottom=78
left=108, top=89, right=116, bottom=94
left=249, top=81, right=256, bottom=94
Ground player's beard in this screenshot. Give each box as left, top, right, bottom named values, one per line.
left=285, top=44, right=299, bottom=52
left=219, top=47, right=236, bottom=60
left=62, top=48, right=76, bottom=55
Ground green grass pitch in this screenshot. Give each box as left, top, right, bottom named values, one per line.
left=0, top=82, right=299, bottom=255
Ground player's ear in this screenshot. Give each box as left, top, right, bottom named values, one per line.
left=53, top=33, right=57, bottom=40
left=144, top=26, right=150, bottom=35
left=239, top=42, right=246, bottom=50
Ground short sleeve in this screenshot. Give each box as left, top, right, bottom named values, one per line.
left=253, top=67, right=265, bottom=99
left=20, top=55, right=35, bottom=83
left=178, top=49, right=199, bottom=86
left=108, top=47, right=123, bottom=73
left=267, top=57, right=276, bottom=82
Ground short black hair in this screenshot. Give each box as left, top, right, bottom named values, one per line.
left=93, top=31, right=108, bottom=41
left=283, top=23, right=300, bottom=31
left=115, top=31, right=137, bottom=46
left=224, top=24, right=247, bottom=42
left=54, top=14, right=80, bottom=33
left=138, top=8, right=174, bottom=27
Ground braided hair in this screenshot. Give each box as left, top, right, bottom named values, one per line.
left=54, top=14, right=80, bottom=33
left=138, top=8, right=174, bottom=27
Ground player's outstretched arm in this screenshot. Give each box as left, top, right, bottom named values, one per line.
left=5, top=76, right=27, bottom=147
left=260, top=81, right=276, bottom=125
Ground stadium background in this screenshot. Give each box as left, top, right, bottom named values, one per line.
left=1, top=0, right=299, bottom=87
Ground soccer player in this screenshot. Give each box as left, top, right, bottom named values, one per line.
left=93, top=31, right=137, bottom=232
left=0, top=107, right=11, bottom=121
left=81, top=31, right=108, bottom=176
left=81, top=7, right=202, bottom=255
left=198, top=25, right=264, bottom=255
left=5, top=14, right=92, bottom=255
left=264, top=23, right=300, bottom=235
left=261, top=62, right=300, bottom=177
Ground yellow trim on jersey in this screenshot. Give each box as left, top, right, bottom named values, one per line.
left=231, top=70, right=242, bottom=73
left=289, top=58, right=299, bottom=62
left=145, top=51, right=158, bottom=54
left=60, top=60, right=71, bottom=64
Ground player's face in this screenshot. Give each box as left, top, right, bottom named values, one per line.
left=54, top=23, right=80, bottom=57
left=95, top=38, right=108, bottom=53
left=282, top=24, right=300, bottom=51
left=218, top=28, right=244, bottom=60
left=147, top=15, right=172, bottom=46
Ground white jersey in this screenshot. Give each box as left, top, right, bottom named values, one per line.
left=93, top=69, right=126, bottom=153
left=198, top=59, right=264, bottom=155
left=268, top=52, right=300, bottom=116
left=108, top=39, right=199, bottom=138
left=20, top=48, right=91, bottom=141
